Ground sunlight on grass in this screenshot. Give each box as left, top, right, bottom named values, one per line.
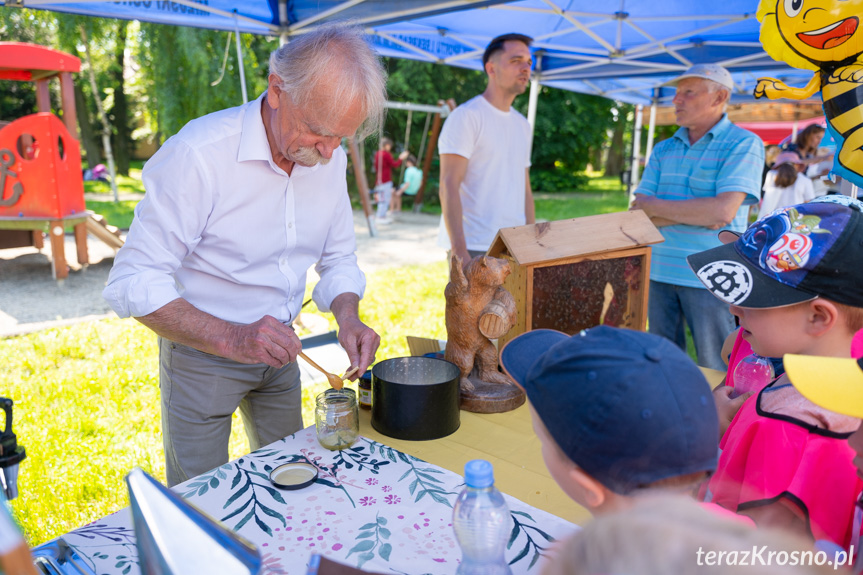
left=3, top=261, right=448, bottom=546
left=535, top=192, right=629, bottom=222
left=84, top=200, right=139, bottom=230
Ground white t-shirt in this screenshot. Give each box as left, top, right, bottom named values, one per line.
left=759, top=171, right=816, bottom=220
left=437, top=95, right=532, bottom=251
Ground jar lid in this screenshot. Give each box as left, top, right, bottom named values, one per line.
left=269, top=462, right=318, bottom=490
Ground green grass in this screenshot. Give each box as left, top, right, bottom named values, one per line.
left=82, top=161, right=146, bottom=197
left=84, top=200, right=138, bottom=230
left=534, top=192, right=630, bottom=221
left=3, top=261, right=449, bottom=547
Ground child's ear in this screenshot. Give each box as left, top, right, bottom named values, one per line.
left=807, top=299, right=839, bottom=336
left=570, top=467, right=608, bottom=509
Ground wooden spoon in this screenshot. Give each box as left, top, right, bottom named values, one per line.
left=298, top=352, right=358, bottom=390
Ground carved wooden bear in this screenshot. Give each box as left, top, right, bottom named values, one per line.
left=445, top=255, right=517, bottom=391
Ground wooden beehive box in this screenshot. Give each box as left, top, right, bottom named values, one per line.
left=487, top=210, right=664, bottom=348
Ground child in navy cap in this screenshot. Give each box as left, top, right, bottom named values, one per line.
left=499, top=325, right=719, bottom=516
left=687, top=196, right=863, bottom=549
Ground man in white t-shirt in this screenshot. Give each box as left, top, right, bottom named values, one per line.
left=437, top=33, right=536, bottom=265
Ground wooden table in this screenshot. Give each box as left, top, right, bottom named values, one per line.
left=357, top=365, right=725, bottom=527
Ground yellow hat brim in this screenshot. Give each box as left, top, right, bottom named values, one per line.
left=784, top=354, right=863, bottom=419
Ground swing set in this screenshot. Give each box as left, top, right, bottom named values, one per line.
left=347, top=99, right=454, bottom=237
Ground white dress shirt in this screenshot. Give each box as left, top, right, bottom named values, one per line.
left=103, top=93, right=365, bottom=325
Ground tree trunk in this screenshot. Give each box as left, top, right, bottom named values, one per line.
left=605, top=118, right=627, bottom=177
left=80, top=24, right=120, bottom=202
left=74, top=83, right=101, bottom=168
left=589, top=146, right=603, bottom=173
left=109, top=21, right=131, bottom=176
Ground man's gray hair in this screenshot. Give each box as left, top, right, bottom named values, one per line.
left=269, top=23, right=387, bottom=140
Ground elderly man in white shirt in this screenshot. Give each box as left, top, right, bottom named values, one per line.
left=103, top=24, right=385, bottom=486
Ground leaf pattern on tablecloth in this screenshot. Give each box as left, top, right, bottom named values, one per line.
left=362, top=439, right=456, bottom=507
left=332, top=444, right=391, bottom=474
left=52, top=428, right=575, bottom=575
left=66, top=521, right=138, bottom=574
left=218, top=459, right=287, bottom=534
left=347, top=513, right=392, bottom=569
left=507, top=510, right=557, bottom=570
left=179, top=463, right=231, bottom=498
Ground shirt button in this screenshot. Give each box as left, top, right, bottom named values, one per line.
left=288, top=222, right=293, bottom=228
left=280, top=258, right=287, bottom=266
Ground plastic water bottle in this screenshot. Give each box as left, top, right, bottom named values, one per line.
left=730, top=353, right=774, bottom=398
left=452, top=460, right=513, bottom=575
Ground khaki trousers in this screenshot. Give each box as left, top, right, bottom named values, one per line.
left=159, top=338, right=303, bottom=486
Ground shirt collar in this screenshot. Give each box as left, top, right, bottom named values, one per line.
left=238, top=92, right=273, bottom=163
left=238, top=91, right=321, bottom=176
left=673, top=113, right=731, bottom=146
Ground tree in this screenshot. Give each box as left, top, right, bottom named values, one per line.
left=137, top=23, right=272, bottom=140
left=108, top=20, right=132, bottom=176
left=383, top=58, right=617, bottom=193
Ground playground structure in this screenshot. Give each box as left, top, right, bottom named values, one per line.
left=347, top=99, right=453, bottom=237
left=0, top=42, right=122, bottom=281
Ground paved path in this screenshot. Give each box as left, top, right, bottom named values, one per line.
left=0, top=210, right=446, bottom=338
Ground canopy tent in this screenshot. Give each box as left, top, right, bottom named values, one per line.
left=2, top=1, right=515, bottom=39
left=6, top=0, right=808, bottom=105
left=4, top=0, right=821, bottom=187
left=364, top=0, right=811, bottom=106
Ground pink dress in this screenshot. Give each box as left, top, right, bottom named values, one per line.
left=707, top=379, right=863, bottom=547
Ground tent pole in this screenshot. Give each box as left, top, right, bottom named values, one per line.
left=414, top=99, right=451, bottom=212
left=347, top=137, right=376, bottom=237
left=645, top=94, right=658, bottom=165
left=234, top=12, right=248, bottom=104
left=629, top=104, right=643, bottom=193
left=279, top=0, right=289, bottom=46
left=527, top=54, right=542, bottom=159
left=527, top=77, right=540, bottom=158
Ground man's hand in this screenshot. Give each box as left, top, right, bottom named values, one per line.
left=337, top=316, right=380, bottom=379
left=714, top=385, right=753, bottom=439
left=631, top=192, right=747, bottom=229
left=398, top=150, right=410, bottom=161
left=224, top=315, right=301, bottom=368
left=330, top=293, right=381, bottom=379
left=629, top=194, right=655, bottom=216
left=137, top=299, right=301, bottom=369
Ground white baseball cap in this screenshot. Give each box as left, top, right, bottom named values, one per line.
left=670, top=64, right=734, bottom=91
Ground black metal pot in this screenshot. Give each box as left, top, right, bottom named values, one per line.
left=371, top=357, right=461, bottom=440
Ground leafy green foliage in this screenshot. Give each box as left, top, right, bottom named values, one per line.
left=519, top=87, right=614, bottom=172
left=137, top=23, right=272, bottom=138
left=530, top=169, right=589, bottom=193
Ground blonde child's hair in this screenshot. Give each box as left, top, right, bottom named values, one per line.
left=543, top=496, right=834, bottom=575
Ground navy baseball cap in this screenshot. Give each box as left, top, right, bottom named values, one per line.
left=687, top=196, right=863, bottom=309
left=500, top=326, right=718, bottom=495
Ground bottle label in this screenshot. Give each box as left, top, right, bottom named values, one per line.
left=358, top=387, right=371, bottom=407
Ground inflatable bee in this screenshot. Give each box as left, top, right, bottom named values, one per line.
left=754, top=0, right=863, bottom=189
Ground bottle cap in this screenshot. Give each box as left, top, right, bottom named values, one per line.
left=464, top=459, right=494, bottom=488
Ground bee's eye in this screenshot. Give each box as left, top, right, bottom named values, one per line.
left=784, top=0, right=803, bottom=17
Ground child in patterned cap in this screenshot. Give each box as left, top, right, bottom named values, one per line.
left=687, top=196, right=863, bottom=550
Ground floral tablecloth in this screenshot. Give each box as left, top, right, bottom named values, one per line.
left=61, top=426, right=577, bottom=574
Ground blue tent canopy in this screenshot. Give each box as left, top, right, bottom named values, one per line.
left=2, top=1, right=514, bottom=36
left=4, top=0, right=811, bottom=104
left=365, top=0, right=814, bottom=105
